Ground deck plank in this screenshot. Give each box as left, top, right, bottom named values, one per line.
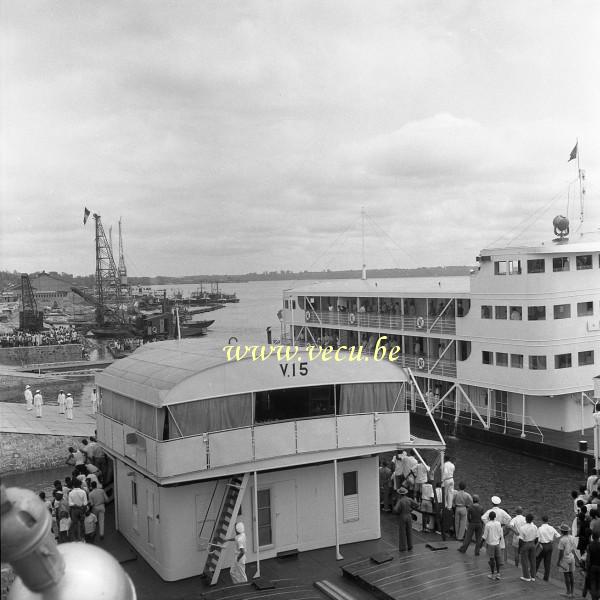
left=342, top=543, right=564, bottom=600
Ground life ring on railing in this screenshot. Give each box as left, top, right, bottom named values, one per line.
left=349, top=313, right=356, bottom=325
left=416, top=316, right=425, bottom=329
left=417, top=357, right=425, bottom=370
left=305, top=311, right=312, bottom=322
left=152, top=326, right=158, bottom=334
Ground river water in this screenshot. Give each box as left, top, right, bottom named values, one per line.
left=2, top=278, right=583, bottom=527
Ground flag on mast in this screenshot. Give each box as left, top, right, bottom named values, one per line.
left=83, top=207, right=91, bottom=224
left=568, top=142, right=578, bottom=162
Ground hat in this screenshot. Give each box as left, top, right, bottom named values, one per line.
left=491, top=495, right=501, bottom=505
left=25, top=385, right=30, bottom=389
left=235, top=522, right=245, bottom=534
left=67, top=393, right=72, bottom=396
left=55, top=491, right=63, bottom=497
left=35, top=390, right=40, bottom=393
left=398, top=487, right=408, bottom=495
left=560, top=523, right=570, bottom=533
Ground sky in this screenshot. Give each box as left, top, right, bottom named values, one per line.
left=1, top=0, right=599, bottom=277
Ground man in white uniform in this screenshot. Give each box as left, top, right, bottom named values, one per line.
left=33, top=389, right=43, bottom=418
left=24, top=385, right=33, bottom=411
left=442, top=456, right=455, bottom=509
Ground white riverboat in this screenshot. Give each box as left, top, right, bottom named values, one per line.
left=94, top=338, right=444, bottom=582
left=280, top=225, right=600, bottom=436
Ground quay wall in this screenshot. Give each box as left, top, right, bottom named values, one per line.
left=0, top=344, right=83, bottom=366
left=0, top=432, right=87, bottom=474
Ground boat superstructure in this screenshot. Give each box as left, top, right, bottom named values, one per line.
left=95, top=338, right=444, bottom=581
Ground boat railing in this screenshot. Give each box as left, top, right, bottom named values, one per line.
left=305, top=310, right=456, bottom=335
left=411, top=400, right=544, bottom=443
left=97, top=411, right=413, bottom=478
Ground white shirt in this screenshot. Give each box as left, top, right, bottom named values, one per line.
left=519, top=522, right=539, bottom=542
left=482, top=506, right=511, bottom=526
left=68, top=488, right=87, bottom=507
left=33, top=393, right=43, bottom=405
left=442, top=461, right=455, bottom=482
left=509, top=514, right=526, bottom=535
left=538, top=523, right=560, bottom=543
left=483, top=520, right=503, bottom=545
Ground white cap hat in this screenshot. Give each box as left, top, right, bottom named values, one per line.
left=35, top=390, right=40, bottom=393
left=25, top=385, right=30, bottom=389
left=491, top=495, right=501, bottom=505
left=67, top=392, right=72, bottom=396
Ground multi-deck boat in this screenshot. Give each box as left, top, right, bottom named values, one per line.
left=280, top=222, right=599, bottom=436
left=94, top=338, right=444, bottom=581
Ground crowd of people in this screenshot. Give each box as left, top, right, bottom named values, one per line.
left=381, top=454, right=600, bottom=599
left=23, top=385, right=98, bottom=419
left=1, top=326, right=81, bottom=347
left=39, top=437, right=110, bottom=544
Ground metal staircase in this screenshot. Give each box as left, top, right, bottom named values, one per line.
left=203, top=473, right=250, bottom=585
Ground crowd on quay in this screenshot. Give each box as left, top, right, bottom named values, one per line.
left=380, top=455, right=600, bottom=599
left=1, top=326, right=81, bottom=347
left=38, top=437, right=110, bottom=545
left=23, top=385, right=98, bottom=418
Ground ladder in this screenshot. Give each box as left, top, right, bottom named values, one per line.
left=203, top=473, right=250, bottom=586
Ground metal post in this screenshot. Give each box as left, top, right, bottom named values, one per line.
left=486, top=389, right=491, bottom=429
left=521, top=393, right=526, bottom=438
left=333, top=459, right=343, bottom=560
left=581, top=392, right=585, bottom=436
left=253, top=471, right=261, bottom=578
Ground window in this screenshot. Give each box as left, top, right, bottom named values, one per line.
left=495, top=306, right=507, bottom=320
left=554, top=304, right=571, bottom=319
left=257, top=489, right=272, bottom=546
left=579, top=351, right=595, bottom=366
left=481, top=305, right=492, bottom=319
left=509, top=306, right=522, bottom=320
left=343, top=471, right=359, bottom=522
left=496, top=352, right=508, bottom=367
left=511, top=354, right=523, bottom=368
left=553, top=256, right=570, bottom=272
left=555, top=354, right=572, bottom=369
left=577, top=301, right=594, bottom=317
left=529, top=355, right=547, bottom=370
left=528, top=306, right=546, bottom=321
left=494, top=261, right=507, bottom=275
left=527, top=259, right=545, bottom=273
left=576, top=255, right=592, bottom=270
left=482, top=351, right=493, bottom=365
left=343, top=471, right=358, bottom=496
left=508, top=260, right=522, bottom=275
left=131, top=481, right=138, bottom=505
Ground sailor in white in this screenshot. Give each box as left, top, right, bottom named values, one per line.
left=33, top=389, right=43, bottom=418
left=24, top=385, right=33, bottom=411
left=65, top=392, right=74, bottom=420
left=57, top=389, right=66, bottom=414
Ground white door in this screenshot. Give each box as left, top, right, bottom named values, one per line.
left=273, top=479, right=298, bottom=551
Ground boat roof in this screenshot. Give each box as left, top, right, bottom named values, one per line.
left=479, top=232, right=600, bottom=257
left=96, top=338, right=409, bottom=407
left=284, top=276, right=471, bottom=297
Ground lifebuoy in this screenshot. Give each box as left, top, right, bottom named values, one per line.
left=416, top=316, right=425, bottom=329
left=417, top=357, right=425, bottom=370
left=305, top=311, right=311, bottom=321
left=152, top=326, right=157, bottom=334
left=349, top=313, right=356, bottom=325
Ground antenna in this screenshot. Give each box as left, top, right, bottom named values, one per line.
left=118, top=218, right=128, bottom=293
left=361, top=206, right=367, bottom=280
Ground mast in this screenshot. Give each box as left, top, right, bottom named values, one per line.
left=361, top=206, right=367, bottom=280
left=577, top=141, right=586, bottom=226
